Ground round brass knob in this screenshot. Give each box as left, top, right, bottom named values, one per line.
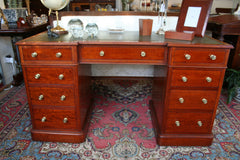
left=63, top=117, right=68, bottom=123
left=141, top=51, right=146, bottom=57
left=59, top=74, right=64, bottom=80
left=197, top=121, right=202, bottom=127
left=39, top=95, right=44, bottom=101
left=179, top=97, right=184, bottom=103
left=99, top=51, right=104, bottom=56
left=35, top=73, right=40, bottom=79
left=210, top=54, right=216, bottom=60
left=31, top=52, right=38, bottom=57
left=202, top=98, right=208, bottom=104
left=182, top=76, right=188, bottom=82
left=185, top=54, right=191, bottom=60
left=60, top=95, right=66, bottom=101
left=175, top=121, right=180, bottom=127
left=206, top=77, right=212, bottom=83
left=56, top=52, right=62, bottom=58
left=41, top=117, right=46, bottom=122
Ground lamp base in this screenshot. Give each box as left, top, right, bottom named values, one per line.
left=51, top=25, right=68, bottom=34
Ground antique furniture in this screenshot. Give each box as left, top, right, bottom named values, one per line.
left=207, top=15, right=240, bottom=69
left=71, top=0, right=116, bottom=11
left=17, top=31, right=232, bottom=146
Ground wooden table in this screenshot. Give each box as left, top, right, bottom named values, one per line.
left=207, top=15, right=240, bottom=69
left=17, top=31, right=232, bottom=146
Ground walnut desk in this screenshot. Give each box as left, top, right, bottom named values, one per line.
left=17, top=31, right=232, bottom=146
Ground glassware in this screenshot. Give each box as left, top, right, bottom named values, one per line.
left=68, top=19, right=84, bottom=38
left=41, top=14, right=48, bottom=23
left=85, top=23, right=98, bottom=37
left=156, top=0, right=168, bottom=35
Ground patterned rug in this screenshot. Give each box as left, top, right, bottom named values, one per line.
left=0, top=80, right=240, bottom=160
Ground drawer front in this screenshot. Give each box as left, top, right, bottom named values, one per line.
left=28, top=87, right=75, bottom=106
left=170, top=47, right=228, bottom=66
left=32, top=108, right=77, bottom=130
left=25, top=67, right=74, bottom=85
left=21, top=46, right=74, bottom=63
left=168, top=90, right=218, bottom=110
left=79, top=45, right=166, bottom=64
left=170, top=69, right=223, bottom=88
left=164, top=112, right=213, bottom=134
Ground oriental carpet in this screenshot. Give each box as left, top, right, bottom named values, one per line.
left=0, top=80, right=239, bottom=160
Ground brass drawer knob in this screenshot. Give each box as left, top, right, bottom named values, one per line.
left=175, top=121, right=180, bottom=127
left=41, top=116, right=46, bottom=122
left=182, top=76, right=188, bottom=82
left=141, top=51, right=146, bottom=57
left=210, top=54, right=216, bottom=60
left=99, top=50, right=104, bottom=56
left=56, top=52, right=62, bottom=58
left=61, top=95, right=66, bottom=101
left=202, top=98, right=208, bottom=104
left=184, top=54, right=191, bottom=60
left=59, top=74, right=64, bottom=80
left=197, top=121, right=202, bottom=127
left=39, top=94, right=44, bottom=100
left=63, top=117, right=68, bottom=123
left=31, top=52, right=38, bottom=57
left=179, top=97, right=184, bottom=103
left=206, top=77, right=212, bottom=83
left=35, top=73, right=40, bottom=79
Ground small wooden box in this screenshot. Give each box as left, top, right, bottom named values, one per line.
left=165, top=31, right=195, bottom=41
left=139, top=19, right=153, bottom=36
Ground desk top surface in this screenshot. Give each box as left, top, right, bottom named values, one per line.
left=17, top=31, right=232, bottom=49
left=208, top=15, right=240, bottom=25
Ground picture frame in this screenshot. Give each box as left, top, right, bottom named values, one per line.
left=176, top=0, right=213, bottom=37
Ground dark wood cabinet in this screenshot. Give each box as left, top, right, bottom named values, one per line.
left=207, top=15, right=240, bottom=69
left=71, top=0, right=116, bottom=11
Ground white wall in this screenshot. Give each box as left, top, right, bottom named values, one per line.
left=60, top=15, right=178, bottom=32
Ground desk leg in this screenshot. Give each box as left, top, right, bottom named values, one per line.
left=231, top=35, right=240, bottom=69
left=11, top=36, right=23, bottom=86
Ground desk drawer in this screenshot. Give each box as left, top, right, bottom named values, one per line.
left=170, top=68, right=223, bottom=88
left=25, top=67, right=74, bottom=85
left=79, top=45, right=166, bottom=64
left=20, top=46, right=74, bottom=63
left=168, top=90, right=218, bottom=110
left=164, top=112, right=213, bottom=134
left=170, top=47, right=228, bottom=66
left=28, top=87, right=75, bottom=106
left=32, top=108, right=77, bottom=130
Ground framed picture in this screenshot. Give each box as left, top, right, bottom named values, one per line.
left=176, top=0, right=213, bottom=37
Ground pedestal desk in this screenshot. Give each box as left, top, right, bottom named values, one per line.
left=16, top=31, right=232, bottom=146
